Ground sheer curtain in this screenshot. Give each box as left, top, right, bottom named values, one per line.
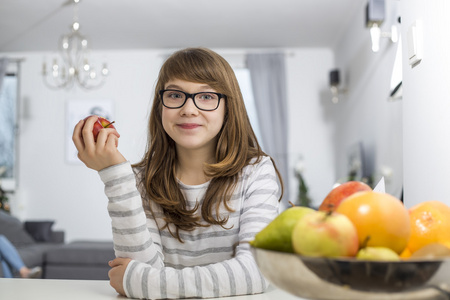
left=246, top=53, right=289, bottom=208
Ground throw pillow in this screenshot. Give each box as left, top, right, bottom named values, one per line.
left=24, top=221, right=55, bottom=242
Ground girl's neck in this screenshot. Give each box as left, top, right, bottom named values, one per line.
left=176, top=147, right=215, bottom=185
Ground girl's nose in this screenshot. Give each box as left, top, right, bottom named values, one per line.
left=180, top=97, right=198, bottom=115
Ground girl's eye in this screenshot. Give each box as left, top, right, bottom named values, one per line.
left=168, top=92, right=183, bottom=99
left=198, top=93, right=217, bottom=100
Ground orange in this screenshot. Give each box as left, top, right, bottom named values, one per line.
left=400, top=247, right=412, bottom=259
left=406, top=200, right=450, bottom=253
left=336, top=191, right=410, bottom=254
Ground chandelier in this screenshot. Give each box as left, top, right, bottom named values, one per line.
left=42, top=0, right=108, bottom=90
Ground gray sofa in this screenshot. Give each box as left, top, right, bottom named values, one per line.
left=0, top=211, right=114, bottom=280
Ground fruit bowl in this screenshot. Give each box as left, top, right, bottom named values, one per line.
left=251, top=247, right=450, bottom=300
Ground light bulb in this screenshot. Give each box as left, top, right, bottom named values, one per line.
left=370, top=23, right=381, bottom=52
left=62, top=37, right=69, bottom=49
left=101, top=63, right=109, bottom=76
left=391, top=25, right=399, bottom=43
left=330, top=85, right=339, bottom=104
left=83, top=59, right=90, bottom=71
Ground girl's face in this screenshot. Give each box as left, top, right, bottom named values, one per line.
left=161, top=79, right=226, bottom=156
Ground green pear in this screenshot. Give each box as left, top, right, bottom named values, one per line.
left=356, top=246, right=401, bottom=261
left=250, top=206, right=315, bottom=253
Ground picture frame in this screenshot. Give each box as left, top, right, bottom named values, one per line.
left=347, top=141, right=365, bottom=181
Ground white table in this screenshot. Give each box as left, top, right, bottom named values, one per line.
left=0, top=278, right=303, bottom=300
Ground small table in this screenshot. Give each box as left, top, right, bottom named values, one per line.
left=0, top=278, right=303, bottom=300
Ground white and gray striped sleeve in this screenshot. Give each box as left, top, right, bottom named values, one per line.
left=122, top=157, right=280, bottom=299
left=123, top=250, right=269, bottom=299
left=99, top=161, right=164, bottom=268
left=239, top=156, right=281, bottom=243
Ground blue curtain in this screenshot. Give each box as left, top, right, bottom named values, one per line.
left=246, top=53, right=289, bottom=208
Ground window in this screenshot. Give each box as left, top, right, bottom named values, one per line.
left=234, top=68, right=264, bottom=148
left=0, top=74, right=18, bottom=190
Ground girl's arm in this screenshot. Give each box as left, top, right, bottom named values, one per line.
left=104, top=157, right=280, bottom=299
left=121, top=244, right=269, bottom=299
left=99, top=162, right=164, bottom=268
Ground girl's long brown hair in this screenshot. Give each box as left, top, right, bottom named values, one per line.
left=134, top=48, right=284, bottom=241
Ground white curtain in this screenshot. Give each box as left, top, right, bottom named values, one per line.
left=0, top=58, right=8, bottom=91
left=246, top=53, right=289, bottom=207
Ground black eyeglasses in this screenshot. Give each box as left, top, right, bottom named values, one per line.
left=159, top=89, right=227, bottom=111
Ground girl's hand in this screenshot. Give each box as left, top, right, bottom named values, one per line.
left=72, top=116, right=126, bottom=171
left=108, top=257, right=132, bottom=297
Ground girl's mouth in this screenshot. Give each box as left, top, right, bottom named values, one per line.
left=178, top=123, right=200, bottom=129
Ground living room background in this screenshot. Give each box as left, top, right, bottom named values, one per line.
left=4, top=0, right=448, bottom=243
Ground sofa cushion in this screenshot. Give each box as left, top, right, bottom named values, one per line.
left=17, top=243, right=62, bottom=268
left=45, top=241, right=115, bottom=266
left=24, top=221, right=55, bottom=242
left=0, top=211, right=35, bottom=247
left=44, top=241, right=114, bottom=280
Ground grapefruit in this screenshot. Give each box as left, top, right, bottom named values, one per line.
left=336, top=191, right=410, bottom=254
left=406, top=200, right=450, bottom=253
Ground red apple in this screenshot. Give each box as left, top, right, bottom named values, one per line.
left=292, top=210, right=359, bottom=257
left=318, top=181, right=372, bottom=212
left=84, top=115, right=116, bottom=142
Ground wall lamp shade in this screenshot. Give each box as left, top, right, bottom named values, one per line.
left=329, top=69, right=340, bottom=87
left=366, top=0, right=385, bottom=28
left=365, top=0, right=397, bottom=52
left=329, top=69, right=346, bottom=104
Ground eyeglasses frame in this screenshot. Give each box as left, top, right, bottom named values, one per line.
left=159, top=89, right=227, bottom=111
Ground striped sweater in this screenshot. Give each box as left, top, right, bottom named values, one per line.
left=98, top=156, right=281, bottom=299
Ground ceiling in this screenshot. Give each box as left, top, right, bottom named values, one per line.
left=0, top=0, right=364, bottom=52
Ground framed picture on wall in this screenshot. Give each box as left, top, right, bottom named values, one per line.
left=347, top=142, right=365, bottom=182
left=65, top=99, right=115, bottom=164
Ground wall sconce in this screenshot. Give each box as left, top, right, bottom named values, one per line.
left=329, top=69, right=347, bottom=104
left=366, top=0, right=398, bottom=52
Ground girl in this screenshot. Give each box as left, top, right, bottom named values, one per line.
left=73, top=47, right=283, bottom=299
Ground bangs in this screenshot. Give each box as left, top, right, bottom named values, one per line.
left=160, top=48, right=229, bottom=92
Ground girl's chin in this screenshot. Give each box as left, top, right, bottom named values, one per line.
left=175, top=139, right=215, bottom=152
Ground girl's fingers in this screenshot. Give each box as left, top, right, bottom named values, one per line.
left=81, top=116, right=98, bottom=151
left=96, top=128, right=120, bottom=145
left=109, top=257, right=127, bottom=267
left=106, top=133, right=119, bottom=148
left=72, top=119, right=86, bottom=151
left=72, top=116, right=125, bottom=170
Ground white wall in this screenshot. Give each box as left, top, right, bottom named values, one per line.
left=4, top=48, right=335, bottom=242
left=6, top=50, right=162, bottom=242
left=332, top=0, right=403, bottom=198
left=331, top=0, right=450, bottom=209
left=401, top=0, right=450, bottom=208
left=285, top=49, right=336, bottom=206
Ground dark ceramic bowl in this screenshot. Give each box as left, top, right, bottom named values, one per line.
left=251, top=247, right=450, bottom=300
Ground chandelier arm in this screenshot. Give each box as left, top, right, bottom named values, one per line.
left=42, top=73, right=72, bottom=90
left=76, top=69, right=107, bottom=90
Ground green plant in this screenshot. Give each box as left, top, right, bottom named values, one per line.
left=0, top=183, right=10, bottom=213
left=294, top=157, right=312, bottom=208
left=297, top=173, right=311, bottom=207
